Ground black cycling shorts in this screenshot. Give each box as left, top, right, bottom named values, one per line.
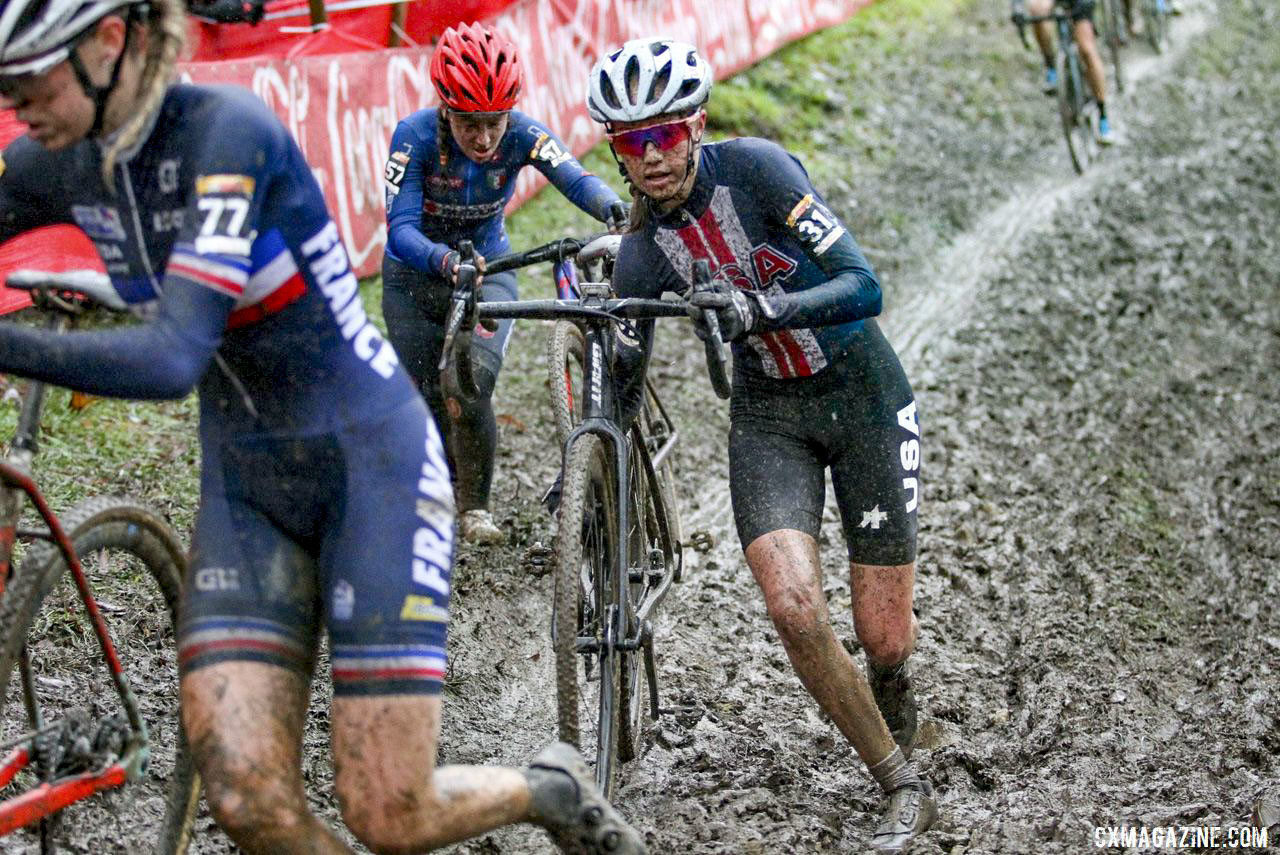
left=728, top=319, right=921, bottom=566
left=381, top=255, right=517, bottom=389
left=1065, top=0, right=1096, bottom=21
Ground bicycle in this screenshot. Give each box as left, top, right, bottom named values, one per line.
left=0, top=271, right=199, bottom=853
left=1016, top=0, right=1101, bottom=173
left=1140, top=0, right=1170, bottom=53
left=1095, top=0, right=1126, bottom=93
left=442, top=237, right=727, bottom=796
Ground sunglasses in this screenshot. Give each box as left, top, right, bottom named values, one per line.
left=608, top=114, right=699, bottom=158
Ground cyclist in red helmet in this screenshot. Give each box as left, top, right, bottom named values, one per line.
left=382, top=22, right=627, bottom=546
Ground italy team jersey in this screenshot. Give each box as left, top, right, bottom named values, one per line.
left=383, top=107, right=618, bottom=273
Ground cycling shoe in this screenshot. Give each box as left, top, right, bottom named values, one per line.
left=870, top=781, right=938, bottom=854
left=525, top=741, right=646, bottom=854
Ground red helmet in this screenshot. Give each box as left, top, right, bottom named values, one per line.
left=430, top=22, right=523, bottom=112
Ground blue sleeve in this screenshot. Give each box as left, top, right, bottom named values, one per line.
left=524, top=122, right=621, bottom=223
left=0, top=279, right=230, bottom=399
left=384, top=119, right=451, bottom=275
left=0, top=95, right=288, bottom=399
left=738, top=139, right=882, bottom=330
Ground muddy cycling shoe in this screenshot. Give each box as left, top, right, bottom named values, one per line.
left=868, top=659, right=918, bottom=758
left=870, top=781, right=938, bottom=854
left=459, top=509, right=506, bottom=545
left=525, top=742, right=647, bottom=854
left=1042, top=66, right=1058, bottom=95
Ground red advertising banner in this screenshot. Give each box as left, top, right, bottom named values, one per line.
left=0, top=0, right=872, bottom=312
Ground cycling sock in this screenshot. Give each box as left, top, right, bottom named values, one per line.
left=1098, top=101, right=1108, bottom=119
left=869, top=746, right=923, bottom=795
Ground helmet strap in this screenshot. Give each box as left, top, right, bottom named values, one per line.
left=67, top=10, right=136, bottom=137
left=608, top=137, right=701, bottom=212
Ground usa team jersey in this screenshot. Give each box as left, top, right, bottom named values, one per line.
left=612, top=137, right=883, bottom=383
left=383, top=108, right=619, bottom=273
left=0, top=84, right=416, bottom=437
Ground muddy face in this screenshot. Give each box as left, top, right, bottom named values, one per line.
left=447, top=110, right=509, bottom=163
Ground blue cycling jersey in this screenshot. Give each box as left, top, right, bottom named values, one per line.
left=0, top=83, right=416, bottom=435
left=383, top=108, right=619, bottom=273
left=0, top=83, right=455, bottom=696
left=612, top=137, right=882, bottom=383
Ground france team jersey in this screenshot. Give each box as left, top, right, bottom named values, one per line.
left=383, top=107, right=618, bottom=273
left=612, top=137, right=883, bottom=382
left=0, top=83, right=416, bottom=435
left=0, top=84, right=455, bottom=697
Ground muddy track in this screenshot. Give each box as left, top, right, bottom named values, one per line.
left=26, top=0, right=1275, bottom=852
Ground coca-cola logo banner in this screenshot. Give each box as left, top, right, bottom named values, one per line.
left=181, top=0, right=871, bottom=276
left=0, top=0, right=870, bottom=302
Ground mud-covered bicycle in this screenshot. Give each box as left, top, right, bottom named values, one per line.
left=441, top=235, right=727, bottom=796
left=1016, top=0, right=1102, bottom=173
left=0, top=271, right=198, bottom=853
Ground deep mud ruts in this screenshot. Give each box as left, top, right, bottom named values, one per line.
left=34, top=0, right=1275, bottom=852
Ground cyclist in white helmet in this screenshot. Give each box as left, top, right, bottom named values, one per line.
left=588, top=37, right=938, bottom=853
left=0, top=0, right=646, bottom=851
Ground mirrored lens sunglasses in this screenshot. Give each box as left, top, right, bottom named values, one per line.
left=608, top=117, right=694, bottom=158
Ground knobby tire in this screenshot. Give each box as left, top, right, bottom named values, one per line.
left=0, top=497, right=199, bottom=854
left=1057, top=46, right=1092, bottom=174
left=553, top=435, right=624, bottom=798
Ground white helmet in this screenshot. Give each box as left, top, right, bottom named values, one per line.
left=587, top=38, right=712, bottom=127
left=0, top=0, right=139, bottom=76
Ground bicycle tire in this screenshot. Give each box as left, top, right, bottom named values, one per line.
left=1101, top=0, right=1126, bottom=93
left=1056, top=47, right=1091, bottom=174
left=615, top=438, right=655, bottom=765
left=1143, top=0, right=1168, bottom=53
left=548, top=322, right=684, bottom=561
left=638, top=385, right=683, bottom=564
left=553, top=435, right=624, bottom=798
left=0, top=496, right=199, bottom=854
left=547, top=320, right=587, bottom=450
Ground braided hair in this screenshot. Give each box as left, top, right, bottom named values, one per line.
left=100, top=0, right=185, bottom=188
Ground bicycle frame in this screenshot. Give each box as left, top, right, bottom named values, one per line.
left=478, top=295, right=689, bottom=656
left=0, top=312, right=149, bottom=835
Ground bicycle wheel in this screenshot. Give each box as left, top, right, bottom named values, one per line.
left=638, top=384, right=683, bottom=565
left=615, top=436, right=660, bottom=766
left=1143, top=0, right=1168, bottom=52
left=1057, top=47, right=1093, bottom=174
left=553, top=435, right=624, bottom=797
left=1100, top=0, right=1126, bottom=93
left=0, top=496, right=199, bottom=854
left=547, top=320, right=586, bottom=450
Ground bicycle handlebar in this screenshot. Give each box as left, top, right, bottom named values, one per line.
left=475, top=297, right=688, bottom=322
left=690, top=261, right=732, bottom=400
left=438, top=240, right=482, bottom=402
left=485, top=232, right=609, bottom=275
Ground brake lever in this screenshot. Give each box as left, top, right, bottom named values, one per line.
left=438, top=240, right=478, bottom=371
